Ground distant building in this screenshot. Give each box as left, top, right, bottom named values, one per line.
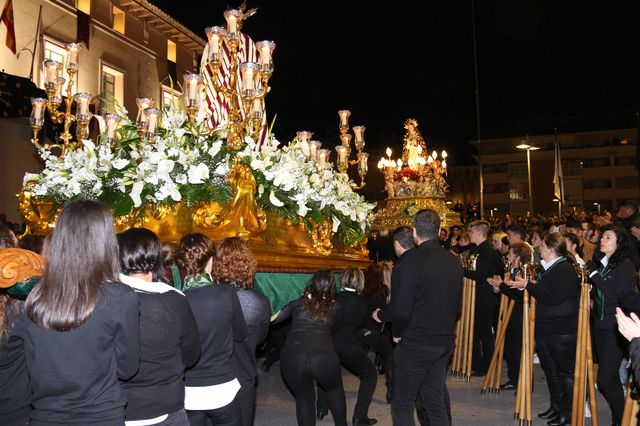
left=0, top=0, right=206, bottom=221
left=454, top=128, right=639, bottom=217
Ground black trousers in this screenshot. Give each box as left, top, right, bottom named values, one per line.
left=187, top=398, right=242, bottom=426
left=535, top=334, right=576, bottom=418
left=281, top=341, right=348, bottom=426
left=472, top=302, right=497, bottom=373
left=391, top=340, right=453, bottom=426
left=416, top=385, right=452, bottom=426
left=504, top=313, right=522, bottom=385
left=236, top=380, right=257, bottom=426
left=360, top=328, right=394, bottom=388
left=594, top=328, right=628, bottom=425
left=317, top=342, right=378, bottom=420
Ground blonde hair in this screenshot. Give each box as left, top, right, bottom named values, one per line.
left=491, top=231, right=507, bottom=244
left=340, top=267, right=364, bottom=293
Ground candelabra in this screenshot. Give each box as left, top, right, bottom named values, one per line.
left=203, top=9, right=276, bottom=151
left=377, top=146, right=448, bottom=176
left=334, top=110, right=369, bottom=189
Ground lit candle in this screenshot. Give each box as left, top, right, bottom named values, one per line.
left=224, top=9, right=243, bottom=36
left=30, top=98, right=46, bottom=124
left=65, top=42, right=80, bottom=71
left=408, top=159, right=414, bottom=168
left=335, top=145, right=348, bottom=165
left=239, top=62, right=259, bottom=94
left=251, top=99, right=263, bottom=119
left=442, top=150, right=447, bottom=159
left=104, top=113, right=121, bottom=139
left=340, top=133, right=352, bottom=147
left=377, top=159, right=384, bottom=169
left=397, top=159, right=403, bottom=168
left=427, top=155, right=434, bottom=164
left=432, top=150, right=438, bottom=160
left=145, top=108, right=161, bottom=135
left=136, top=98, right=154, bottom=124
left=256, top=40, right=276, bottom=70
left=386, top=147, right=392, bottom=158
left=359, top=153, right=369, bottom=175
left=309, top=140, right=322, bottom=161
left=205, top=26, right=226, bottom=58
left=338, top=110, right=351, bottom=127
left=296, top=131, right=313, bottom=143
left=54, top=77, right=65, bottom=99
left=43, top=60, right=62, bottom=85
left=183, top=74, right=203, bottom=108
left=318, top=149, right=329, bottom=168
left=442, top=160, right=447, bottom=169
left=73, top=92, right=92, bottom=117
left=352, top=126, right=365, bottom=150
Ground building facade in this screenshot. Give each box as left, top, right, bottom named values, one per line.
left=0, top=0, right=206, bottom=222
left=456, top=128, right=639, bottom=218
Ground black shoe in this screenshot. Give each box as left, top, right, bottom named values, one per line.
left=547, top=414, right=570, bottom=426
left=499, top=381, right=516, bottom=391
left=537, top=407, right=557, bottom=419
left=353, top=418, right=377, bottom=426
left=316, top=410, right=328, bottom=421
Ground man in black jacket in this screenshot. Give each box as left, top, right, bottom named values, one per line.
left=381, top=210, right=463, bottom=426
left=466, top=220, right=503, bottom=376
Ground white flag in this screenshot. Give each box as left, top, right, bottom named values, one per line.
left=553, top=140, right=564, bottom=203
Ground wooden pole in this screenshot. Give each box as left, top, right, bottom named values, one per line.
left=482, top=297, right=514, bottom=394
left=466, top=279, right=476, bottom=382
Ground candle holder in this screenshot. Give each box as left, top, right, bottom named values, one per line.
left=183, top=73, right=203, bottom=127
left=104, top=113, right=121, bottom=148
left=144, top=108, right=162, bottom=142
left=206, top=9, right=275, bottom=151
left=334, top=110, right=368, bottom=189
left=136, top=97, right=154, bottom=141
left=73, top=92, right=92, bottom=141
left=30, top=98, right=47, bottom=147
left=309, top=140, right=322, bottom=162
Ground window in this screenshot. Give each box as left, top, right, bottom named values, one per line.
left=562, top=159, right=583, bottom=177
left=583, top=179, right=611, bottom=190
left=615, top=176, right=637, bottom=189
left=100, top=63, right=124, bottom=114
left=508, top=162, right=527, bottom=178
left=76, top=0, right=90, bottom=14
left=509, top=182, right=528, bottom=200
left=582, top=158, right=610, bottom=168
left=482, top=164, right=507, bottom=174
left=42, top=38, right=78, bottom=93
left=167, top=40, right=177, bottom=63
left=161, top=85, right=182, bottom=110
left=484, top=183, right=509, bottom=194
left=614, top=156, right=635, bottom=167
left=112, top=6, right=125, bottom=34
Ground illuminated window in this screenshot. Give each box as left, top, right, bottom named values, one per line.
left=162, top=85, right=182, bottom=110
left=167, top=40, right=176, bottom=63
left=41, top=38, right=78, bottom=92
left=76, top=0, right=90, bottom=14
left=112, top=6, right=125, bottom=34
left=100, top=63, right=124, bottom=114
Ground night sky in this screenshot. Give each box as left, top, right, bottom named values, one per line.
left=150, top=0, right=640, bottom=166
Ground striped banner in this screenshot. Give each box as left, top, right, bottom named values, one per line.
left=200, top=34, right=268, bottom=150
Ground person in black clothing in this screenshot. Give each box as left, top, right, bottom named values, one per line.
left=487, top=242, right=533, bottom=391
left=212, top=237, right=271, bottom=426
left=361, top=263, right=393, bottom=402
left=586, top=225, right=638, bottom=426
left=274, top=270, right=348, bottom=426
left=18, top=200, right=141, bottom=426
left=615, top=307, right=640, bottom=394
left=507, top=233, right=580, bottom=426
left=117, top=228, right=201, bottom=426
left=465, top=220, right=503, bottom=376
left=0, top=292, right=30, bottom=426
left=317, top=267, right=378, bottom=425
left=379, top=210, right=463, bottom=426
left=178, top=233, right=248, bottom=426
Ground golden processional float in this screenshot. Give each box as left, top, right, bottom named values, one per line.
left=19, top=7, right=376, bottom=273
left=371, top=118, right=459, bottom=233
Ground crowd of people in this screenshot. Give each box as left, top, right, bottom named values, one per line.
left=3, top=198, right=640, bottom=426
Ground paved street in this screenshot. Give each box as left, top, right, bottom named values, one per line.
left=254, top=361, right=613, bottom=425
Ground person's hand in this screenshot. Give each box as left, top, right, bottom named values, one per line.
left=616, top=307, right=640, bottom=342
left=506, top=275, right=528, bottom=289
left=393, top=336, right=401, bottom=343
left=372, top=308, right=382, bottom=323
left=487, top=275, right=503, bottom=292
left=594, top=216, right=610, bottom=227
left=632, top=227, right=640, bottom=241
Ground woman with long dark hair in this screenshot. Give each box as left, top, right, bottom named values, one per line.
left=0, top=290, right=30, bottom=426
left=212, top=237, right=270, bottom=426
left=275, top=269, right=347, bottom=426
left=20, top=200, right=140, bottom=425
left=360, top=263, right=393, bottom=402
left=178, top=233, right=247, bottom=426
left=507, top=233, right=580, bottom=426
left=586, top=224, right=638, bottom=426
left=117, top=228, right=201, bottom=426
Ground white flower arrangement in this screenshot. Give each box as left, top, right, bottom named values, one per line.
left=24, top=99, right=375, bottom=246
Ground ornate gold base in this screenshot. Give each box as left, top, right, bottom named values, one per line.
left=372, top=195, right=460, bottom=232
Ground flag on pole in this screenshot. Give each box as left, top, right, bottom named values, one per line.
left=1, top=0, right=16, bottom=54
left=553, top=135, right=564, bottom=204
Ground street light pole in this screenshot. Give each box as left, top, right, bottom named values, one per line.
left=516, top=139, right=540, bottom=217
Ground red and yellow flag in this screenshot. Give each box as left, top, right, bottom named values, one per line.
left=1, top=0, right=16, bottom=54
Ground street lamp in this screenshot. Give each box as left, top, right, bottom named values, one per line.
left=594, top=202, right=601, bottom=215
left=516, top=141, right=540, bottom=215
